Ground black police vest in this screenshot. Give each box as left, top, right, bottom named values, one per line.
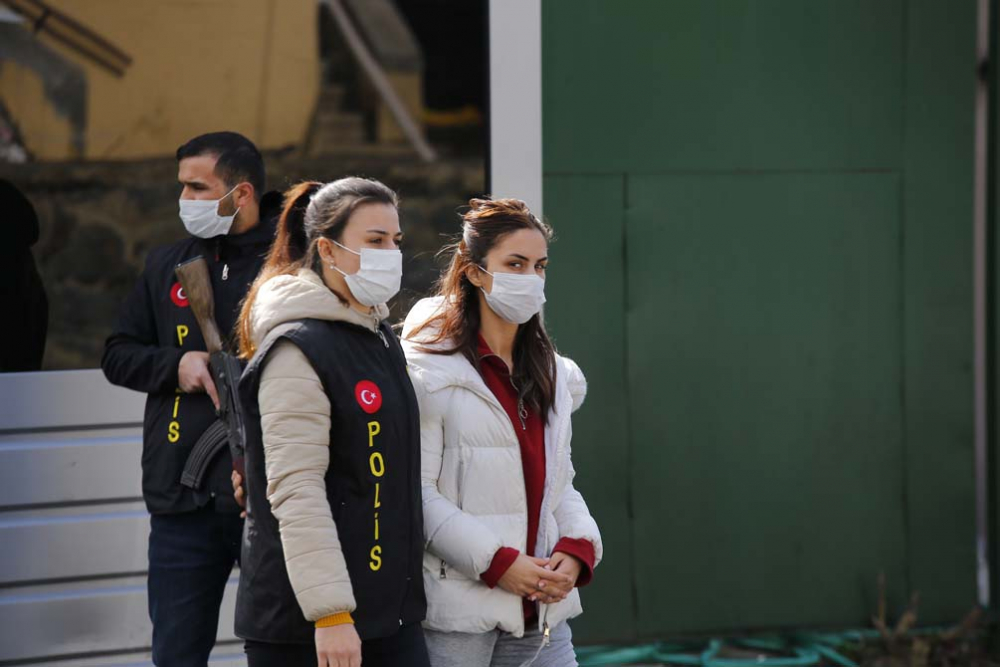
left=235, top=318, right=426, bottom=643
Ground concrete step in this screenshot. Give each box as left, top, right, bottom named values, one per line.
left=303, top=140, right=418, bottom=159
left=317, top=84, right=347, bottom=109
left=314, top=113, right=364, bottom=134
left=310, top=117, right=367, bottom=153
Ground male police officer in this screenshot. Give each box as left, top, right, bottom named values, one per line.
left=102, top=132, right=279, bottom=666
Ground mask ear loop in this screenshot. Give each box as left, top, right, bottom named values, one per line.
left=476, top=265, right=494, bottom=297
left=325, top=240, right=353, bottom=277
left=334, top=240, right=361, bottom=256
left=219, top=184, right=243, bottom=222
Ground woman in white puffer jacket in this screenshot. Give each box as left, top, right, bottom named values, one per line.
left=402, top=198, right=603, bottom=667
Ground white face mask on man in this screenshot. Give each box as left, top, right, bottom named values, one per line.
left=178, top=185, right=241, bottom=238
left=479, top=267, right=547, bottom=324
left=330, top=241, right=403, bottom=307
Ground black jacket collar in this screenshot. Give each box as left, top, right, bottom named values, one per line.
left=200, top=190, right=281, bottom=257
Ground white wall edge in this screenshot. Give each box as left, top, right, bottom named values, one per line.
left=489, top=0, right=543, bottom=219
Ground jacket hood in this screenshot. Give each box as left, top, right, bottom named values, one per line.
left=230, top=190, right=281, bottom=246
left=401, top=296, right=587, bottom=411
left=250, top=268, right=389, bottom=346
left=401, top=295, right=448, bottom=346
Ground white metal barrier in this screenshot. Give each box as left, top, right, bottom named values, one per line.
left=0, top=370, right=243, bottom=666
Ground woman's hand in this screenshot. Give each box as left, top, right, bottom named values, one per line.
left=316, top=624, right=362, bottom=667
left=529, top=551, right=582, bottom=604
left=497, top=554, right=572, bottom=599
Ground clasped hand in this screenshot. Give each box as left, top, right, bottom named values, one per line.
left=496, top=552, right=581, bottom=605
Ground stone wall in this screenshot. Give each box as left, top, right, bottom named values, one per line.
left=0, top=152, right=484, bottom=370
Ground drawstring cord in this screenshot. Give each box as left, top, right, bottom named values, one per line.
left=516, top=622, right=551, bottom=667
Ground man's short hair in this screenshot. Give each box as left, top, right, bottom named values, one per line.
left=176, top=131, right=265, bottom=202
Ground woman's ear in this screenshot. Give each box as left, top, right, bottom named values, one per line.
left=316, top=238, right=335, bottom=267
left=465, top=264, right=484, bottom=288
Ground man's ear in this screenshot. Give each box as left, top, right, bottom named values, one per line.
left=234, top=183, right=254, bottom=209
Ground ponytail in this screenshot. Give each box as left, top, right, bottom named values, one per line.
left=235, top=181, right=321, bottom=358
left=272, top=181, right=321, bottom=266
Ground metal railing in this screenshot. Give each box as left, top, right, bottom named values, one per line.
left=320, top=0, right=436, bottom=162
left=3, top=0, right=132, bottom=77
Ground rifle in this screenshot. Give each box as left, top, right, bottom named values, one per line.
left=174, top=256, right=247, bottom=488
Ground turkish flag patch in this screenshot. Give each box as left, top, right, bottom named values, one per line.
left=170, top=282, right=189, bottom=308
left=355, top=380, right=382, bottom=414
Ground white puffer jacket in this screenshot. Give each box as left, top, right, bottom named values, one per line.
left=401, top=297, right=603, bottom=637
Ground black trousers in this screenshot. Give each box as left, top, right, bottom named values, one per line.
left=148, top=506, right=243, bottom=667
left=245, top=622, right=431, bottom=667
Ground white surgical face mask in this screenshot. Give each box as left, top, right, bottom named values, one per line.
left=331, top=241, right=402, bottom=306
left=479, top=267, right=546, bottom=324
left=179, top=185, right=241, bottom=238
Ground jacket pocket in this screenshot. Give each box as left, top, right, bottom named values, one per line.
left=455, top=447, right=467, bottom=510
left=426, top=551, right=469, bottom=582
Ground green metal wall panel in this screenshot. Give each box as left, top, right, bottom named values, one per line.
left=901, top=0, right=978, bottom=623
left=626, top=173, right=907, bottom=633
left=543, top=174, right=636, bottom=642
left=541, top=0, right=977, bottom=641
left=542, top=0, right=903, bottom=174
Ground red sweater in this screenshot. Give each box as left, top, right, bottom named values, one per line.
left=475, top=335, right=595, bottom=618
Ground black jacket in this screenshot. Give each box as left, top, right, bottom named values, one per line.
left=0, top=180, right=47, bottom=372
left=236, top=318, right=426, bottom=643
left=101, top=192, right=280, bottom=514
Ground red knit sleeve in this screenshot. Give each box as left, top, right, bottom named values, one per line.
left=480, top=547, right=520, bottom=589
left=553, top=537, right=596, bottom=587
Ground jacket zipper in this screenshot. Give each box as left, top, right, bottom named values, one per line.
left=385, top=319, right=414, bottom=627
left=510, top=377, right=527, bottom=431
left=374, top=315, right=389, bottom=348
left=214, top=239, right=229, bottom=280
left=483, top=353, right=527, bottom=431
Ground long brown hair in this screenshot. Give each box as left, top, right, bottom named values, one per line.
left=410, top=198, right=558, bottom=416
left=236, top=177, right=399, bottom=358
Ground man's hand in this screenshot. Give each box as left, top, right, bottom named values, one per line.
left=179, top=351, right=219, bottom=409
left=231, top=471, right=246, bottom=519
left=531, top=551, right=582, bottom=604
left=497, top=554, right=572, bottom=600
left=316, top=624, right=362, bottom=667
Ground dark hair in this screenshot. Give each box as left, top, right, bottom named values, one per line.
left=410, top=197, right=558, bottom=416
left=237, top=177, right=399, bottom=357
left=176, top=131, right=266, bottom=203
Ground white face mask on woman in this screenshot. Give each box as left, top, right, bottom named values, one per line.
left=479, top=267, right=546, bottom=324
left=178, top=185, right=241, bottom=238
left=331, top=241, right=403, bottom=306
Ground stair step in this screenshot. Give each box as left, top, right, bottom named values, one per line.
left=311, top=134, right=367, bottom=151
left=318, top=85, right=347, bottom=108
left=313, top=116, right=366, bottom=143
left=304, top=141, right=417, bottom=159
left=315, top=113, right=363, bottom=130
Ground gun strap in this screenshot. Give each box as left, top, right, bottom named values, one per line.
left=180, top=419, right=229, bottom=490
